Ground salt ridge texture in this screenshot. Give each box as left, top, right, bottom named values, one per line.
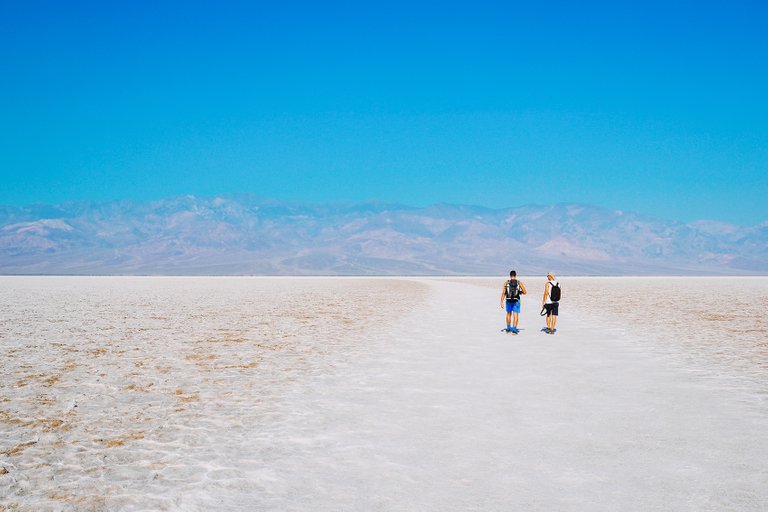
left=1, top=276, right=766, bottom=511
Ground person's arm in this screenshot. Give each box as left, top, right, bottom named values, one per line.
left=520, top=280, right=527, bottom=295
left=500, top=284, right=506, bottom=308
left=543, top=282, right=549, bottom=305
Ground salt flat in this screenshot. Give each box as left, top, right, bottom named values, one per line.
left=1, top=276, right=766, bottom=511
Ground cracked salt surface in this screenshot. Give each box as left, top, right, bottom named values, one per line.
left=1, top=276, right=767, bottom=511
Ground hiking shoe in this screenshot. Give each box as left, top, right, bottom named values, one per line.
left=511, top=327, right=519, bottom=334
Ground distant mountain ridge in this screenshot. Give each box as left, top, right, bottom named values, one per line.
left=1, top=195, right=766, bottom=275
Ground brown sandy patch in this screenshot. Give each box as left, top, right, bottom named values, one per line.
left=61, top=360, right=79, bottom=372
left=125, top=383, right=154, bottom=392
left=28, top=418, right=69, bottom=432
left=41, top=374, right=61, bottom=387
left=30, top=395, right=56, bottom=405
left=252, top=341, right=291, bottom=352
left=702, top=313, right=736, bottom=321
left=0, top=410, right=70, bottom=431
left=186, top=353, right=216, bottom=361
left=14, top=373, right=62, bottom=388
left=49, top=493, right=109, bottom=509
left=0, top=410, right=25, bottom=426
left=2, top=440, right=37, bottom=456
left=104, top=431, right=145, bottom=448
left=174, top=389, right=200, bottom=403
left=221, top=361, right=260, bottom=369
left=207, top=337, right=248, bottom=343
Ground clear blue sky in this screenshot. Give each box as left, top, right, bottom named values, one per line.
left=2, top=1, right=767, bottom=225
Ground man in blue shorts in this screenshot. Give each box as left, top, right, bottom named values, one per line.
left=500, top=270, right=527, bottom=333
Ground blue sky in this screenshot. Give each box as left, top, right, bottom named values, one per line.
left=1, top=1, right=767, bottom=225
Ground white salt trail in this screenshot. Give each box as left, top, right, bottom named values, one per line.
left=0, top=276, right=766, bottom=511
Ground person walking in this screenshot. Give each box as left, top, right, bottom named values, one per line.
left=542, top=272, right=561, bottom=334
left=500, top=270, right=527, bottom=333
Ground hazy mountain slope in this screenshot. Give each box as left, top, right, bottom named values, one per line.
left=0, top=196, right=765, bottom=275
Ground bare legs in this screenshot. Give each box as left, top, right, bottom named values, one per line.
left=505, top=310, right=519, bottom=331
left=546, top=311, right=557, bottom=333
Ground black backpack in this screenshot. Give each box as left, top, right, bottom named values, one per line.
left=549, top=282, right=561, bottom=302
left=505, top=279, right=521, bottom=301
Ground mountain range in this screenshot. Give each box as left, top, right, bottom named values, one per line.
left=1, top=195, right=766, bottom=275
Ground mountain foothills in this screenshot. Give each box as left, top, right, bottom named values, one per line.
left=0, top=196, right=766, bottom=275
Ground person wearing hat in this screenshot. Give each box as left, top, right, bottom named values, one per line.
left=542, top=272, right=561, bottom=334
